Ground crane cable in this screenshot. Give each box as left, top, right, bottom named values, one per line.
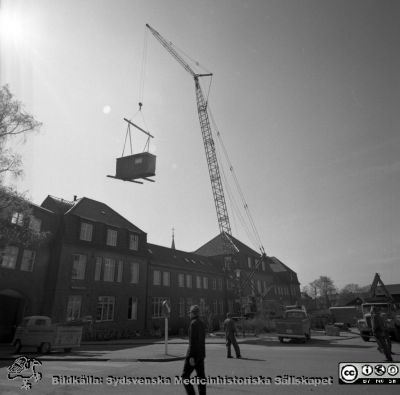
left=122, top=27, right=152, bottom=156
left=138, top=27, right=149, bottom=106
left=208, top=105, right=266, bottom=256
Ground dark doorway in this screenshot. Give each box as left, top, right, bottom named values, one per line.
left=0, top=291, right=25, bottom=342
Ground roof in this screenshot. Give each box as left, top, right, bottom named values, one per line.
left=147, top=243, right=221, bottom=275
left=41, top=195, right=75, bottom=214
left=375, top=284, right=400, bottom=296
left=194, top=233, right=260, bottom=257
left=194, top=233, right=299, bottom=282
left=41, top=195, right=145, bottom=234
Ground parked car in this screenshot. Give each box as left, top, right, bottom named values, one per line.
left=12, top=316, right=82, bottom=354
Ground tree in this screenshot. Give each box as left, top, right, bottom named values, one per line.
left=0, top=85, right=42, bottom=178
left=0, top=85, right=46, bottom=247
left=309, top=276, right=337, bottom=308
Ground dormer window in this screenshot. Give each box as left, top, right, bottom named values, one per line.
left=106, top=229, right=118, bottom=246
left=129, top=234, right=139, bottom=251
left=11, top=212, right=24, bottom=226
left=80, top=222, right=93, bottom=241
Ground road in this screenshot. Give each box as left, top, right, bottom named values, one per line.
left=0, top=332, right=399, bottom=394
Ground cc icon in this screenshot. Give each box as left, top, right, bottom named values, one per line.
left=340, top=364, right=358, bottom=383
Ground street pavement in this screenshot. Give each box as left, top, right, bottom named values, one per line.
left=0, top=330, right=399, bottom=394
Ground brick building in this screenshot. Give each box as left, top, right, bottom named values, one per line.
left=0, top=203, right=56, bottom=341
left=1, top=194, right=301, bottom=341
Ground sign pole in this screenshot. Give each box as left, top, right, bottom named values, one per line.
left=165, top=317, right=168, bottom=355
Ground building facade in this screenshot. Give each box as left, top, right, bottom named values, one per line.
left=0, top=194, right=301, bottom=341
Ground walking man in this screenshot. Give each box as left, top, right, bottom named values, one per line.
left=223, top=313, right=241, bottom=359
left=182, top=305, right=206, bottom=395
left=371, top=306, right=392, bottom=362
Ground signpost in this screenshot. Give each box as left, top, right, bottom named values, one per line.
left=162, top=300, right=171, bottom=355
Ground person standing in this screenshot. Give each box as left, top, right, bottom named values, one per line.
left=371, top=306, right=392, bottom=362
left=182, top=305, right=206, bottom=395
left=223, top=313, right=241, bottom=359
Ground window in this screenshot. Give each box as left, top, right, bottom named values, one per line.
left=203, top=277, right=208, bottom=289
left=179, top=297, right=185, bottom=317
left=186, top=274, right=192, bottom=288
left=257, top=279, right=262, bottom=293
left=186, top=298, right=193, bottom=311
left=178, top=273, right=185, bottom=287
left=224, top=256, right=231, bottom=270
left=103, top=258, right=116, bottom=281
left=212, top=278, right=217, bottom=290
left=163, top=271, right=170, bottom=287
left=228, top=300, right=234, bottom=314
left=11, top=212, right=24, bottom=226
left=94, top=257, right=102, bottom=280
left=66, top=295, right=82, bottom=321
left=96, top=296, right=115, bottom=321
left=106, top=229, right=118, bottom=246
left=212, top=300, right=218, bottom=314
left=219, top=299, right=224, bottom=315
left=129, top=262, right=139, bottom=284
left=20, top=250, right=36, bottom=272
left=218, top=278, right=223, bottom=290
left=196, top=275, right=202, bottom=289
left=152, top=297, right=169, bottom=318
left=29, top=216, right=42, bottom=232
left=153, top=270, right=161, bottom=285
left=0, top=246, right=19, bottom=269
left=71, top=254, right=87, bottom=280
left=261, top=260, right=266, bottom=271
left=129, top=234, right=139, bottom=251
left=247, top=256, right=252, bottom=269
left=128, top=297, right=137, bottom=320
left=116, top=261, right=123, bottom=282
left=80, top=222, right=93, bottom=241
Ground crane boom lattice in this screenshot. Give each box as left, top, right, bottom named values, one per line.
left=146, top=23, right=232, bottom=241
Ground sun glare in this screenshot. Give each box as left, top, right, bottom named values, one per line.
left=0, top=2, right=28, bottom=45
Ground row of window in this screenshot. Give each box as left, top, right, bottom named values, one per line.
left=152, top=297, right=225, bottom=318
left=154, top=270, right=223, bottom=290
left=72, top=254, right=140, bottom=283
left=0, top=246, right=36, bottom=272
left=66, top=295, right=138, bottom=322
left=80, top=222, right=139, bottom=250
left=67, top=295, right=227, bottom=322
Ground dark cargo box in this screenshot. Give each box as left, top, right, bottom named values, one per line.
left=115, top=152, right=156, bottom=180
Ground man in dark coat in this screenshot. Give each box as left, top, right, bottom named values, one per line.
left=182, top=305, right=206, bottom=395
left=371, top=306, right=392, bottom=362
left=223, top=312, right=241, bottom=359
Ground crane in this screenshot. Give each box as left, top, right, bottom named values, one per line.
left=146, top=24, right=272, bottom=312
left=146, top=24, right=233, bottom=250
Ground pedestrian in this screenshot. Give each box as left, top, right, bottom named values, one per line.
left=371, top=306, right=392, bottom=362
left=182, top=305, right=206, bottom=395
left=223, top=312, right=241, bottom=359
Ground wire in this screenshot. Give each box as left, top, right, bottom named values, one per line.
left=139, top=27, right=149, bottom=105
left=208, top=105, right=266, bottom=256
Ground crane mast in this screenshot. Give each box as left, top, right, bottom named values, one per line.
left=146, top=24, right=232, bottom=239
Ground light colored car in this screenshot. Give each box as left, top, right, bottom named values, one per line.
left=12, top=316, right=82, bottom=354
left=275, top=309, right=311, bottom=343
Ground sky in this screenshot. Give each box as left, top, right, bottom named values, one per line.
left=0, top=0, right=399, bottom=290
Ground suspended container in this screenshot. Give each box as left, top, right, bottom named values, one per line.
left=115, top=152, right=156, bottom=180
left=107, top=117, right=156, bottom=184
